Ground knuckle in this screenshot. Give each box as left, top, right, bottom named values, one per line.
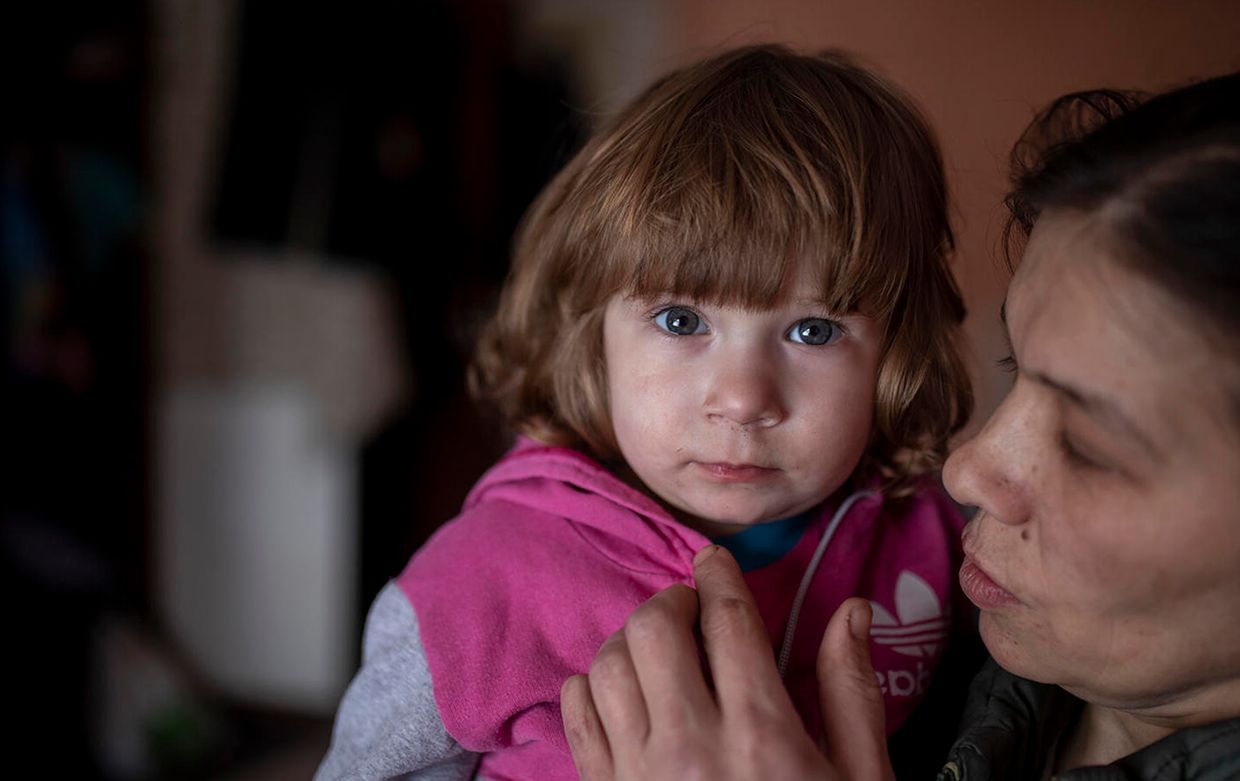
left=588, top=641, right=629, bottom=681
left=701, top=595, right=759, bottom=637
left=625, top=599, right=679, bottom=640
left=841, top=669, right=885, bottom=705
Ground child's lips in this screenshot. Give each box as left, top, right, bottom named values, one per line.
left=695, top=462, right=779, bottom=482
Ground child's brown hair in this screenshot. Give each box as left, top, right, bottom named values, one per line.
left=470, top=44, right=972, bottom=494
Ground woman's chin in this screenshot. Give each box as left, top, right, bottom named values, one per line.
left=978, top=612, right=1060, bottom=685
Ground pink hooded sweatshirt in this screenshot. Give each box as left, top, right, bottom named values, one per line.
left=397, top=438, right=965, bottom=781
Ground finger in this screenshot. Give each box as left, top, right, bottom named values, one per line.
left=623, top=583, right=718, bottom=732
left=818, top=598, right=894, bottom=781
left=587, top=628, right=651, bottom=750
left=693, top=546, right=798, bottom=718
left=561, top=674, right=614, bottom=781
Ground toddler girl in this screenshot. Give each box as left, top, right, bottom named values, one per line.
left=318, top=44, right=973, bottom=781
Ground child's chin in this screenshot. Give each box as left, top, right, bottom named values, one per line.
left=670, top=501, right=773, bottom=536
left=691, top=503, right=780, bottom=528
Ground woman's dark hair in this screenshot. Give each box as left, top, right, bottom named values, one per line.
left=1004, top=71, right=1240, bottom=335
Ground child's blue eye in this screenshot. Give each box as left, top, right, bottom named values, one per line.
left=654, top=306, right=707, bottom=335
left=787, top=318, right=841, bottom=346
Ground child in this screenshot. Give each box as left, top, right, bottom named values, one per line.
left=317, top=44, right=973, bottom=781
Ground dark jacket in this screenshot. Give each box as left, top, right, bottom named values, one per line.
left=938, top=659, right=1240, bottom=780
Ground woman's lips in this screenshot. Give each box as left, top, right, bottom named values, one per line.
left=695, top=462, right=779, bottom=482
left=959, top=555, right=1023, bottom=609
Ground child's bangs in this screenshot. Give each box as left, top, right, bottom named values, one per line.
left=608, top=191, right=904, bottom=317
left=578, top=152, right=908, bottom=317
left=569, top=57, right=913, bottom=318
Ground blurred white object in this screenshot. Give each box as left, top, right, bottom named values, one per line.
left=158, top=385, right=356, bottom=712
left=151, top=0, right=407, bottom=716
left=223, top=253, right=412, bottom=443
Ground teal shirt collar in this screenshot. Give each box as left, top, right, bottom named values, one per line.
left=711, top=510, right=815, bottom=572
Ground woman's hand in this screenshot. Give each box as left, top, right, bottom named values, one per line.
left=560, top=545, right=894, bottom=781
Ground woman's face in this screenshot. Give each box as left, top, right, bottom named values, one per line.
left=943, top=209, right=1240, bottom=712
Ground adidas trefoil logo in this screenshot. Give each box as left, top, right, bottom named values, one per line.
left=869, top=571, right=949, bottom=658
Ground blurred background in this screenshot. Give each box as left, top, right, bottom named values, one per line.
left=2, top=1, right=1237, bottom=778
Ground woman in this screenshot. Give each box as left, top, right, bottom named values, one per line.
left=560, top=70, right=1240, bottom=779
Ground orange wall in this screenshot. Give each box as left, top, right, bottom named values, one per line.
left=663, top=1, right=1240, bottom=431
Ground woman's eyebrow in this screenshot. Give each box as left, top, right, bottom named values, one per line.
left=1030, top=370, right=1161, bottom=460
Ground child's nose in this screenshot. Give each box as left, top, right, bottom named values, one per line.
left=702, top=353, right=785, bottom=429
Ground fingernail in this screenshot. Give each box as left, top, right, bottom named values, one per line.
left=849, top=602, right=870, bottom=642
left=694, top=544, right=718, bottom=565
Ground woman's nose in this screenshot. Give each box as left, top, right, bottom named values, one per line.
left=702, top=351, right=786, bottom=429
left=943, top=390, right=1032, bottom=527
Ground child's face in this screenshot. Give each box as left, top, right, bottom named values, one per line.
left=602, top=265, right=883, bottom=536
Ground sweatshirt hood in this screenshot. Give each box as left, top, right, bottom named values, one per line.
left=463, top=437, right=711, bottom=575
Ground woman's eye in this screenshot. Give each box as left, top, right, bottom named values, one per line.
left=654, top=306, right=706, bottom=336
left=1058, top=432, right=1110, bottom=473
left=787, top=318, right=841, bottom=346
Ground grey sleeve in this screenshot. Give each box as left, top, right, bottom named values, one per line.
left=314, top=582, right=482, bottom=781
